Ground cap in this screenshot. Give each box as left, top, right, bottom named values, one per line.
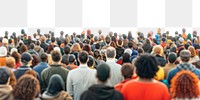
left=0, top=67, right=10, bottom=84
left=0, top=46, right=7, bottom=57
left=97, top=63, right=110, bottom=82
left=21, top=52, right=33, bottom=63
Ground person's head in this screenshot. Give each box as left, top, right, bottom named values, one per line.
left=21, top=52, right=33, bottom=66
left=60, top=31, right=64, bottom=36
left=2, top=38, right=8, bottom=47
left=25, top=70, right=37, bottom=78
left=78, top=51, right=89, bottom=64
left=13, top=75, right=40, bottom=100
left=182, top=28, right=186, bottom=33
left=45, top=74, right=65, bottom=96
left=83, top=44, right=92, bottom=52
left=64, top=46, right=71, bottom=54
left=11, top=51, right=20, bottom=63
left=117, top=39, right=123, bottom=47
left=135, top=54, right=159, bottom=79
left=180, top=50, right=191, bottom=62
left=40, top=36, right=46, bottom=42
left=96, top=63, right=110, bottom=83
left=20, top=45, right=28, bottom=54
left=122, top=53, right=131, bottom=64
left=35, top=40, right=40, bottom=46
left=110, top=41, right=117, bottom=48
left=0, top=67, right=10, bottom=85
left=188, top=46, right=196, bottom=58
left=87, top=55, right=95, bottom=67
left=94, top=50, right=101, bottom=59
left=105, top=36, right=111, bottom=44
left=0, top=46, right=7, bottom=57
left=71, top=43, right=82, bottom=52
left=68, top=54, right=76, bottom=64
left=95, top=43, right=101, bottom=50
left=121, top=63, right=134, bottom=79
left=6, top=57, right=16, bottom=69
left=171, top=70, right=199, bottom=99
left=51, top=50, right=62, bottom=63
left=31, top=54, right=39, bottom=68
left=128, top=41, right=134, bottom=49
left=51, top=36, right=56, bottom=43
left=153, top=45, right=163, bottom=56
left=168, top=52, right=177, bottom=64
left=40, top=53, right=48, bottom=62
left=106, top=47, right=116, bottom=59
left=30, top=43, right=35, bottom=49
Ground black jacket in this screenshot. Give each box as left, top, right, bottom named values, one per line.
left=155, top=55, right=167, bottom=67
left=40, top=42, right=49, bottom=52
left=81, top=84, right=123, bottom=100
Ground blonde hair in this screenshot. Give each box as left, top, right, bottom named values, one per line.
left=6, top=57, right=16, bottom=69
left=153, top=45, right=163, bottom=55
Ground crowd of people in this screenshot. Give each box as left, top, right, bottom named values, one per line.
left=0, top=28, right=200, bottom=100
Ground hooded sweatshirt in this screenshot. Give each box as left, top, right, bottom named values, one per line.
left=0, top=85, right=13, bottom=100
left=80, top=84, right=123, bottom=100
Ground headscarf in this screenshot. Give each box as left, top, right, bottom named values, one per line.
left=46, top=74, right=65, bottom=96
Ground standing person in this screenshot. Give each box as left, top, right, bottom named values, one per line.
left=41, top=50, right=69, bottom=91
left=163, top=52, right=177, bottom=79
left=33, top=53, right=49, bottom=76
left=81, top=63, right=123, bottom=100
left=105, top=47, right=123, bottom=86
left=14, top=52, right=33, bottom=80
left=115, top=63, right=134, bottom=91
left=0, top=67, right=13, bottom=100
left=121, top=54, right=170, bottom=100
left=167, top=50, right=200, bottom=84
left=188, top=46, right=199, bottom=63
left=171, top=71, right=200, bottom=100
left=116, top=39, right=124, bottom=59
left=0, top=46, right=8, bottom=67
left=42, top=74, right=72, bottom=100
left=182, top=28, right=187, bottom=40
left=40, top=36, right=49, bottom=52
left=67, top=51, right=96, bottom=100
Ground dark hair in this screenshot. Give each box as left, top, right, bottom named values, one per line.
left=20, top=45, right=28, bottom=54
left=87, top=55, right=94, bottom=67
left=134, top=54, right=159, bottom=79
left=83, top=44, right=92, bottom=52
left=30, top=43, right=35, bottom=49
left=78, top=51, right=88, bottom=64
left=40, top=53, right=48, bottom=62
left=95, top=43, right=101, bottom=50
left=35, top=40, right=40, bottom=46
left=57, top=39, right=61, bottom=46
left=128, top=42, right=133, bottom=48
left=8, top=39, right=12, bottom=44
left=121, top=63, right=134, bottom=79
left=96, top=63, right=110, bottom=82
left=31, top=54, right=39, bottom=68
left=94, top=50, right=101, bottom=59
left=11, top=51, right=20, bottom=63
left=51, top=50, right=62, bottom=62
left=117, top=39, right=123, bottom=46
left=51, top=37, right=56, bottom=42
left=64, top=46, right=71, bottom=54
left=122, top=53, right=130, bottom=64
left=168, top=52, right=177, bottom=63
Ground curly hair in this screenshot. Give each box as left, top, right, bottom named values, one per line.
left=13, top=75, right=40, bottom=100
left=171, top=70, right=200, bottom=99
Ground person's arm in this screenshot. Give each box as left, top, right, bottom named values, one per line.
left=67, top=72, right=74, bottom=98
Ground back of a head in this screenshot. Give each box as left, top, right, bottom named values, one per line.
left=122, top=53, right=131, bottom=63
left=153, top=45, right=163, bottom=55
left=78, top=51, right=89, bottom=64
left=68, top=54, right=76, bottom=63
left=40, top=53, right=48, bottom=62
left=180, top=50, right=191, bottom=62
left=171, top=70, right=199, bottom=99
left=106, top=47, right=116, bottom=59
left=0, top=67, right=10, bottom=84
left=35, top=40, right=41, bottom=46
left=6, top=57, right=16, bottom=68
left=97, top=63, right=110, bottom=82
left=128, top=41, right=133, bottom=49
left=121, top=63, right=134, bottom=79
left=51, top=36, right=56, bottom=43
left=87, top=55, right=94, bottom=67
left=188, top=46, right=196, bottom=57
left=46, top=74, right=65, bottom=95
left=64, top=46, right=71, bottom=54
left=135, top=54, right=159, bottom=79
left=117, top=39, right=123, bottom=46
left=51, top=50, right=62, bottom=62
left=168, top=52, right=177, bottom=63
left=30, top=43, right=35, bottom=49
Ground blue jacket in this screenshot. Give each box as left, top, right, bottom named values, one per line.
left=14, top=66, right=32, bottom=80
left=167, top=65, right=200, bottom=84
left=33, top=62, right=49, bottom=76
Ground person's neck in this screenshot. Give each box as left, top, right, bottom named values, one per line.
left=53, top=62, right=60, bottom=65
left=137, top=78, right=154, bottom=82
left=80, top=63, right=87, bottom=66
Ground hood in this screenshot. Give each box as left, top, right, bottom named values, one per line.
left=0, top=85, right=13, bottom=99
left=85, top=84, right=116, bottom=100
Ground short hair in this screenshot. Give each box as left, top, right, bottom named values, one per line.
left=96, top=63, right=110, bottom=82
left=95, top=43, right=101, bottom=50
left=128, top=42, right=134, bottom=48
left=78, top=51, right=88, bottom=63
left=180, top=50, right=191, bottom=62
left=135, top=54, right=159, bottom=79
left=87, top=55, right=94, bottom=67
left=117, top=39, right=123, bottom=46
left=20, top=45, right=28, bottom=54
left=6, top=57, right=16, bottom=68
left=30, top=43, right=35, bottom=49
left=106, top=47, right=116, bottom=58
left=35, top=40, right=40, bottom=45
left=122, top=53, right=131, bottom=64
left=51, top=50, right=62, bottom=62
left=51, top=37, right=56, bottom=42
left=64, top=46, right=71, bottom=54
left=168, top=52, right=177, bottom=63
left=121, top=63, right=134, bottom=79
left=83, top=44, right=92, bottom=52
left=40, top=53, right=48, bottom=62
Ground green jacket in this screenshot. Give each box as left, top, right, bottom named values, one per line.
left=41, top=64, right=69, bottom=92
